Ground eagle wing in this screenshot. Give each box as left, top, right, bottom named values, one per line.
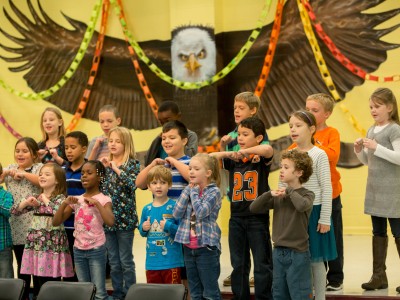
left=0, top=0, right=173, bottom=130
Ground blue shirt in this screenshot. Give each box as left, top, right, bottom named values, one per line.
left=0, top=186, right=13, bottom=250
left=138, top=199, right=183, bottom=270
left=167, top=156, right=190, bottom=201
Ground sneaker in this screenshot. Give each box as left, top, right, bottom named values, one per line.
left=250, top=277, right=255, bottom=287
left=326, top=282, right=343, bottom=291
left=223, top=275, right=231, bottom=286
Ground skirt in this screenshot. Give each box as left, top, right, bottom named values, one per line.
left=308, top=204, right=337, bottom=263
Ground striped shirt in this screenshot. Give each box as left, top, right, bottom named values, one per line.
left=167, top=156, right=191, bottom=201
left=0, top=187, right=13, bottom=251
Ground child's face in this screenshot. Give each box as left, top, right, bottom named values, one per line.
left=279, top=158, right=302, bottom=186
left=289, top=116, right=314, bottom=145
left=65, top=137, right=87, bottom=164
left=306, top=100, right=330, bottom=127
left=42, top=111, right=62, bottom=136
left=81, top=163, right=100, bottom=190
left=108, top=131, right=125, bottom=158
left=38, top=166, right=56, bottom=190
left=157, top=110, right=180, bottom=126
left=14, top=141, right=35, bottom=169
left=234, top=100, right=257, bottom=125
left=99, top=111, right=121, bottom=136
left=148, top=178, right=170, bottom=199
left=369, top=99, right=392, bottom=126
left=189, top=157, right=211, bottom=188
left=161, top=129, right=187, bottom=158
left=237, top=125, right=262, bottom=149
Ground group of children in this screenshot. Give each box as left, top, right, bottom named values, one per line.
left=1, top=87, right=400, bottom=300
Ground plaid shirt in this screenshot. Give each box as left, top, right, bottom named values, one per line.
left=173, top=183, right=222, bottom=250
left=0, top=186, right=13, bottom=250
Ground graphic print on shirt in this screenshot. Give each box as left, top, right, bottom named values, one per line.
left=147, top=209, right=175, bottom=256
left=232, top=170, right=259, bottom=202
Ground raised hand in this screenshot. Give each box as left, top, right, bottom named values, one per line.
left=142, top=216, right=151, bottom=232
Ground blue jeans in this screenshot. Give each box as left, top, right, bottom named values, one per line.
left=74, top=245, right=108, bottom=300
left=326, top=196, right=344, bottom=284
left=105, top=230, right=135, bottom=299
left=0, top=247, right=14, bottom=278
left=273, top=247, right=312, bottom=300
left=183, top=246, right=221, bottom=300
left=372, top=215, right=400, bottom=238
left=229, top=215, right=273, bottom=300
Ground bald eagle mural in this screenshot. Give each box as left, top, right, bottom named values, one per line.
left=0, top=0, right=399, bottom=169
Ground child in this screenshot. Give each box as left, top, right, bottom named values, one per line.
left=53, top=160, right=115, bottom=300
left=11, top=163, right=74, bottom=294
left=138, top=165, right=183, bottom=284
left=137, top=120, right=190, bottom=200
left=0, top=162, right=14, bottom=278
left=0, top=137, right=42, bottom=299
left=63, top=130, right=89, bottom=281
left=211, top=117, right=274, bottom=300
left=100, top=126, right=140, bottom=300
left=86, top=104, right=121, bottom=161
left=145, top=101, right=198, bottom=166
left=250, top=149, right=315, bottom=300
left=219, top=91, right=269, bottom=288
left=305, top=93, right=344, bottom=291
left=354, top=87, right=400, bottom=293
left=37, top=107, right=67, bottom=165
left=287, top=110, right=336, bottom=300
left=173, top=153, right=222, bottom=300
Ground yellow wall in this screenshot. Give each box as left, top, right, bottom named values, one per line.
left=1, top=0, right=400, bottom=235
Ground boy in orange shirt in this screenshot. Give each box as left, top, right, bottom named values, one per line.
left=290, top=93, right=343, bottom=291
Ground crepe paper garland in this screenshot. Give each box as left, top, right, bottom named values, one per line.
left=66, top=0, right=110, bottom=132
left=0, top=0, right=102, bottom=100
left=111, top=0, right=273, bottom=89
left=115, top=0, right=159, bottom=120
left=297, top=0, right=341, bottom=101
left=0, top=111, right=22, bottom=139
left=339, top=104, right=366, bottom=136
left=302, top=0, right=400, bottom=83
left=254, top=0, right=284, bottom=97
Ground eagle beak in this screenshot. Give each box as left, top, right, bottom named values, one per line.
left=185, top=53, right=201, bottom=72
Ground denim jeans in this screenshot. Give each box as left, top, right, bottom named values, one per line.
left=326, top=196, right=344, bottom=284
left=0, top=247, right=14, bottom=278
left=105, top=230, right=135, bottom=299
left=372, top=215, right=400, bottom=238
left=74, top=245, right=108, bottom=300
left=183, top=246, right=221, bottom=300
left=273, top=247, right=312, bottom=300
left=229, top=215, right=273, bottom=300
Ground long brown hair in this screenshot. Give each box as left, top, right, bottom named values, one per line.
left=289, top=110, right=317, bottom=144
left=39, top=163, right=66, bottom=197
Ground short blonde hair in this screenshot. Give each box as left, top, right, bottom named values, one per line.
left=306, top=93, right=335, bottom=113
left=147, top=165, right=172, bottom=186
left=234, top=92, right=261, bottom=111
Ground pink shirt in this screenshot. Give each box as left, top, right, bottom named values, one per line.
left=71, top=193, right=111, bottom=250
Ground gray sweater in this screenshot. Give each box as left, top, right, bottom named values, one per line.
left=250, top=187, right=314, bottom=252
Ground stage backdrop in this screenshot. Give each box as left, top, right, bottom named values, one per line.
left=1, top=0, right=399, bottom=234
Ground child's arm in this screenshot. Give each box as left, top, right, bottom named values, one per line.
left=366, top=137, right=400, bottom=166
left=316, top=152, right=332, bottom=233
left=49, top=148, right=65, bottom=166
left=135, top=158, right=165, bottom=189
left=165, top=157, right=190, bottom=182
left=190, top=186, right=221, bottom=219
left=11, top=196, right=40, bottom=215
left=249, top=191, right=275, bottom=213
left=138, top=206, right=151, bottom=237
left=287, top=188, right=314, bottom=212
left=173, top=186, right=191, bottom=219
left=106, top=159, right=140, bottom=189
left=209, top=151, right=238, bottom=161
left=220, top=135, right=233, bottom=151
left=0, top=192, right=13, bottom=218
left=162, top=217, right=179, bottom=236
left=52, top=196, right=76, bottom=226
left=239, top=144, right=273, bottom=159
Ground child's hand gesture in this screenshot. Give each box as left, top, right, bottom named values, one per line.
left=64, top=196, right=79, bottom=205
left=362, top=138, right=377, bottom=151
left=151, top=158, right=166, bottom=167
left=39, top=194, right=50, bottom=206
left=354, top=138, right=364, bottom=153
left=49, top=148, right=59, bottom=160
left=220, top=135, right=233, bottom=149
left=160, top=217, right=167, bottom=231
left=101, top=157, right=110, bottom=168
left=84, top=197, right=99, bottom=207
left=317, top=223, right=330, bottom=234
left=13, top=170, right=25, bottom=181
left=38, top=149, right=48, bottom=160
left=142, top=216, right=151, bottom=231
left=93, top=137, right=105, bottom=150
left=165, top=157, right=176, bottom=167
left=271, top=188, right=286, bottom=197
left=23, top=196, right=39, bottom=208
